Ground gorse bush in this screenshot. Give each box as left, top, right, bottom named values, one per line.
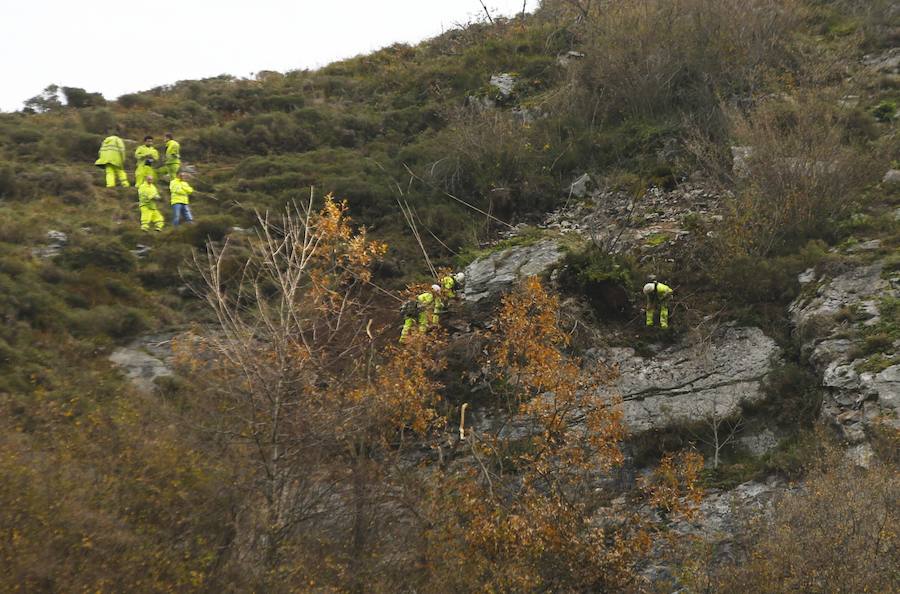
left=569, top=0, right=800, bottom=123
left=57, top=236, right=137, bottom=273
left=701, top=95, right=880, bottom=259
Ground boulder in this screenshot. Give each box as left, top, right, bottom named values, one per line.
left=589, top=326, right=780, bottom=434
left=463, top=239, right=565, bottom=304
left=568, top=173, right=593, bottom=198
left=489, top=73, right=517, bottom=100
left=31, top=229, right=68, bottom=259
left=883, top=169, right=900, bottom=186
left=863, top=48, right=900, bottom=75
left=109, top=332, right=178, bottom=392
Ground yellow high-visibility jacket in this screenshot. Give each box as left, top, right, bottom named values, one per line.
left=95, top=135, right=126, bottom=168
left=441, top=275, right=457, bottom=299
left=138, top=182, right=161, bottom=208
left=650, top=282, right=673, bottom=300
left=135, top=145, right=159, bottom=165
left=169, top=179, right=194, bottom=205
left=165, top=139, right=181, bottom=164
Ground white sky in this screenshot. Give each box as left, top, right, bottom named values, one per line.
left=0, top=0, right=535, bottom=112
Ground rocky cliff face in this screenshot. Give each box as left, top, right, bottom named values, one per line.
left=590, top=325, right=779, bottom=434
left=791, top=261, right=900, bottom=443
left=463, top=239, right=565, bottom=304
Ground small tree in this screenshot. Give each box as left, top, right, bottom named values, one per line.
left=190, top=193, right=448, bottom=587
left=61, top=86, right=106, bottom=108
left=690, top=391, right=744, bottom=469
left=23, top=84, right=62, bottom=113
left=419, top=277, right=687, bottom=591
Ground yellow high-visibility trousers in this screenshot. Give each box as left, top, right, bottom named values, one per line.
left=140, top=206, right=164, bottom=231
left=646, top=301, right=670, bottom=328
left=134, top=164, right=155, bottom=186
left=105, top=165, right=129, bottom=188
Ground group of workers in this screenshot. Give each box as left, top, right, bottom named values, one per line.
left=400, top=274, right=673, bottom=339
left=94, top=129, right=674, bottom=332
left=400, top=272, right=465, bottom=341
left=94, top=131, right=195, bottom=231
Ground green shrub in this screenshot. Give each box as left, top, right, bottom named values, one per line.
left=872, top=100, right=897, bottom=123
left=0, top=163, right=17, bottom=199
left=171, top=215, right=235, bottom=247
left=841, top=108, right=879, bottom=143
left=57, top=236, right=136, bottom=273
left=79, top=108, right=116, bottom=134
left=261, top=94, right=306, bottom=112
left=57, top=131, right=103, bottom=162
left=559, top=244, right=638, bottom=318
left=0, top=271, right=66, bottom=331
left=117, top=93, right=154, bottom=109
left=11, top=128, right=42, bottom=144
left=61, top=87, right=106, bottom=108
left=760, top=363, right=822, bottom=426
left=192, top=126, right=244, bottom=157
left=69, top=304, right=149, bottom=339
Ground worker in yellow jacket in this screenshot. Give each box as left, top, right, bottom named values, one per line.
left=138, top=175, right=164, bottom=232
left=169, top=172, right=194, bottom=226
left=400, top=285, right=441, bottom=341
left=163, top=133, right=181, bottom=179
left=94, top=133, right=129, bottom=188
left=643, top=279, right=674, bottom=329
left=134, top=135, right=159, bottom=186
left=440, top=272, right=465, bottom=299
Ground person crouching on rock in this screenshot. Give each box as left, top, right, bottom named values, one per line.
left=643, top=277, right=673, bottom=329
left=400, top=284, right=442, bottom=341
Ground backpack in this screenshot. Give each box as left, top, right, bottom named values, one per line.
left=400, top=299, right=420, bottom=318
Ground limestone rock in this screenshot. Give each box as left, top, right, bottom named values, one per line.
left=790, top=262, right=900, bottom=437
left=589, top=326, right=780, bottom=434
left=109, top=332, right=178, bottom=392
left=883, top=169, right=900, bottom=185
left=863, top=48, right=900, bottom=75
left=731, top=146, right=753, bottom=178
left=737, top=427, right=779, bottom=457
left=31, top=230, right=68, bottom=259
left=567, top=173, right=593, bottom=198
left=489, top=73, right=517, bottom=100
left=463, top=239, right=564, bottom=304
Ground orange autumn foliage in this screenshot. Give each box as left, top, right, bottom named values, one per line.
left=419, top=277, right=650, bottom=592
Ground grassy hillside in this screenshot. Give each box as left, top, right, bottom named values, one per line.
left=0, top=0, right=897, bottom=590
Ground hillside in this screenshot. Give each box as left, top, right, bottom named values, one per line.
left=1, top=0, right=898, bottom=591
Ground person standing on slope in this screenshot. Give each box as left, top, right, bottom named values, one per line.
left=643, top=278, right=673, bottom=329
left=163, top=132, right=181, bottom=180
left=138, top=174, right=164, bottom=232
left=169, top=171, right=194, bottom=226
left=94, top=130, right=129, bottom=188
left=134, top=135, right=159, bottom=186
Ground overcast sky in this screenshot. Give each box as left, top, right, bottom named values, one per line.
left=1, top=0, right=535, bottom=112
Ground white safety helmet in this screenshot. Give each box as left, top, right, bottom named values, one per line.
left=454, top=272, right=465, bottom=284
left=431, top=284, right=441, bottom=293
left=643, top=282, right=656, bottom=296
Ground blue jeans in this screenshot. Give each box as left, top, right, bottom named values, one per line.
left=172, top=203, right=193, bottom=226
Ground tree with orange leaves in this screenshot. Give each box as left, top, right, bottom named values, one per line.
left=418, top=276, right=651, bottom=592
left=189, top=193, right=449, bottom=587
